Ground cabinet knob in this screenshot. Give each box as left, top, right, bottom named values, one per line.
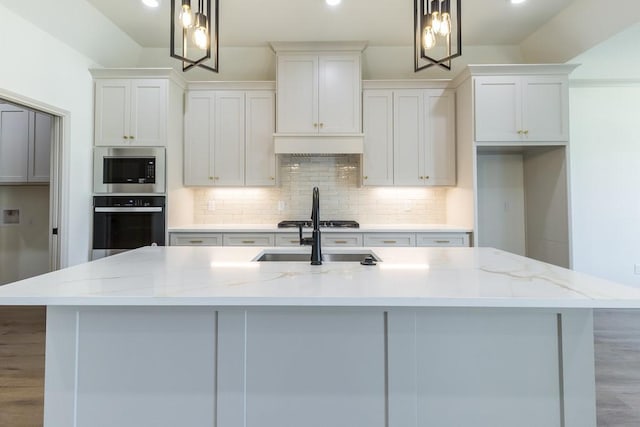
left=517, top=130, right=523, bottom=135
left=208, top=176, right=214, bottom=180
left=214, top=176, right=219, bottom=180
left=363, top=176, right=368, bottom=180
left=130, top=135, right=135, bottom=139
left=313, top=123, right=318, bottom=128
left=419, top=176, right=424, bottom=180
left=319, top=123, right=324, bottom=128
left=123, top=136, right=129, bottom=139
left=523, top=130, right=529, bottom=135
left=425, top=176, right=430, bottom=180
left=270, top=176, right=275, bottom=180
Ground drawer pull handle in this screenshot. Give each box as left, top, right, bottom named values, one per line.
left=290, top=240, right=299, bottom=244
left=435, top=240, right=451, bottom=244
left=189, top=240, right=203, bottom=244
left=334, top=240, right=348, bottom=244
left=383, top=240, right=397, bottom=244
left=242, top=240, right=256, bottom=244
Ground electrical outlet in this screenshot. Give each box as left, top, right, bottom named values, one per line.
left=635, top=264, right=640, bottom=275
left=278, top=200, right=286, bottom=212
left=207, top=200, right=216, bottom=212
left=403, top=200, right=413, bottom=212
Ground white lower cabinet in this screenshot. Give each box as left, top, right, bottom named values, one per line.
left=223, top=233, right=275, bottom=247
left=169, top=233, right=223, bottom=246
left=170, top=231, right=471, bottom=247
left=275, top=233, right=303, bottom=247
left=322, top=233, right=363, bottom=247
left=363, top=233, right=415, bottom=247
left=416, top=232, right=470, bottom=247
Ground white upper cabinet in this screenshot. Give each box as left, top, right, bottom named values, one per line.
left=474, top=75, right=568, bottom=143
left=184, top=91, right=245, bottom=186
left=245, top=91, right=276, bottom=186
left=0, top=104, right=51, bottom=183
left=364, top=87, right=454, bottom=187
left=362, top=90, right=394, bottom=186
left=94, top=79, right=168, bottom=146
left=29, top=112, right=52, bottom=182
left=276, top=49, right=362, bottom=134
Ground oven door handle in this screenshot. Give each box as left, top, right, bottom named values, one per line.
left=94, top=207, right=163, bottom=213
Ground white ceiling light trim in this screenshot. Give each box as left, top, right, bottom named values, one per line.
left=142, top=0, right=160, bottom=7
left=510, top=0, right=526, bottom=4
left=326, top=0, right=341, bottom=5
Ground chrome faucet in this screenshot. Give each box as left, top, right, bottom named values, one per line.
left=298, top=187, right=322, bottom=265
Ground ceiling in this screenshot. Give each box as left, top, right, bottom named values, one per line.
left=85, top=0, right=576, bottom=49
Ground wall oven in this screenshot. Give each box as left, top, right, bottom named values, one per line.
left=92, top=196, right=166, bottom=260
left=93, top=147, right=165, bottom=194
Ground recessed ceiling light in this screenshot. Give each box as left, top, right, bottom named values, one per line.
left=326, top=0, right=341, bottom=6
left=510, top=0, right=526, bottom=4
left=142, top=0, right=160, bottom=8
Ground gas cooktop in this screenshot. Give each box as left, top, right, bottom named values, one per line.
left=277, top=220, right=359, bottom=229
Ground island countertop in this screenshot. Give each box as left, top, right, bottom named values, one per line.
left=0, top=246, right=639, bottom=308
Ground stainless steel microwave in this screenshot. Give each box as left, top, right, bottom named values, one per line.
left=93, top=147, right=166, bottom=194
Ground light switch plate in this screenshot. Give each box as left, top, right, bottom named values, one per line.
left=635, top=264, right=640, bottom=275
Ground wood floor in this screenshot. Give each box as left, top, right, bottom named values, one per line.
left=0, top=306, right=45, bottom=427
left=0, top=307, right=638, bottom=426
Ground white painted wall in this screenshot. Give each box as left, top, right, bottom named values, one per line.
left=570, top=85, right=640, bottom=286
left=0, top=4, right=140, bottom=266
left=137, top=45, right=524, bottom=81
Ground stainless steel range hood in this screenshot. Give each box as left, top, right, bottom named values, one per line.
left=274, top=133, right=364, bottom=154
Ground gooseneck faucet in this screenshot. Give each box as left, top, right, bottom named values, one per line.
left=298, top=187, right=322, bottom=265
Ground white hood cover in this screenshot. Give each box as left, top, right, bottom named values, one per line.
left=274, top=134, right=364, bottom=154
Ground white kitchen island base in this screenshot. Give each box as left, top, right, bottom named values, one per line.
left=43, top=306, right=596, bottom=427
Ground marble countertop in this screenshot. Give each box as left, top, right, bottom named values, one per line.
left=0, top=246, right=639, bottom=308
left=168, top=224, right=473, bottom=233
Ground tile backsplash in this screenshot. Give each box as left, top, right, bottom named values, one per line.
left=193, top=155, right=447, bottom=224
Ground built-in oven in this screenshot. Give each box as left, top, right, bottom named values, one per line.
left=92, top=196, right=166, bottom=260
left=93, top=147, right=165, bottom=194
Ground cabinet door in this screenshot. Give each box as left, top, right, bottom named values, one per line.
left=362, top=90, right=393, bottom=186
left=322, top=233, right=363, bottom=246
left=276, top=55, right=318, bottom=133
left=416, top=233, right=470, bottom=247
left=29, top=111, right=52, bottom=182
left=318, top=55, right=361, bottom=133
left=474, top=76, right=522, bottom=142
left=522, top=76, right=568, bottom=141
left=184, top=92, right=215, bottom=186
left=214, top=92, right=245, bottom=186
left=130, top=79, right=167, bottom=146
left=245, top=91, right=276, bottom=186
left=424, top=89, right=456, bottom=186
left=393, top=90, right=424, bottom=186
left=0, top=104, right=29, bottom=182
left=94, top=79, right=131, bottom=146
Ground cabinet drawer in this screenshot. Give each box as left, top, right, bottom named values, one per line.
left=416, top=233, right=470, bottom=247
left=276, top=233, right=303, bottom=247
left=170, top=233, right=222, bottom=246
left=223, top=233, right=275, bottom=246
left=363, top=233, right=415, bottom=247
left=321, top=233, right=363, bottom=247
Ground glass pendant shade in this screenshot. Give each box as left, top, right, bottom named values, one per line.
left=179, top=3, right=193, bottom=28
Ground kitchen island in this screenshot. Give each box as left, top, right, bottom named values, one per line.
left=1, top=246, right=639, bottom=427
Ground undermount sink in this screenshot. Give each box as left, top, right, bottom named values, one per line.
left=254, top=251, right=381, bottom=263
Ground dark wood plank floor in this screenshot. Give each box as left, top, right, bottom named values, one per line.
left=0, top=306, right=45, bottom=427
left=0, top=306, right=638, bottom=426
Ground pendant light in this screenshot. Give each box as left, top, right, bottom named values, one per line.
left=414, top=0, right=462, bottom=72
left=170, top=0, right=219, bottom=72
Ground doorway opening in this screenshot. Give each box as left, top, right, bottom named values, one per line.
left=0, top=92, right=67, bottom=285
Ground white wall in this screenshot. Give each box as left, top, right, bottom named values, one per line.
left=570, top=85, right=640, bottom=286
left=0, top=3, right=140, bottom=266
left=137, top=45, right=524, bottom=81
